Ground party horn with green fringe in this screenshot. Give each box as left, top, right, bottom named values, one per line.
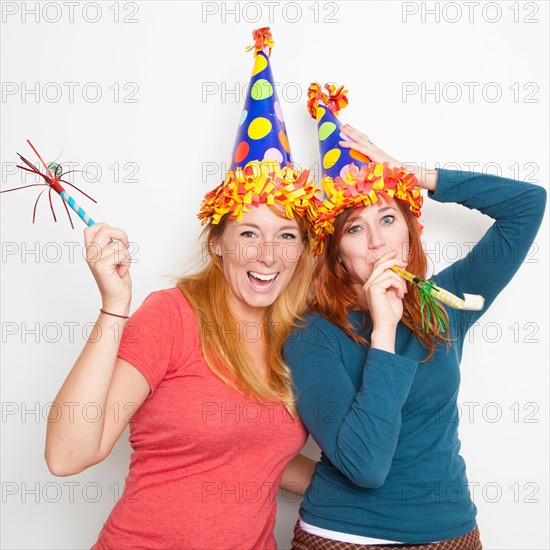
left=392, top=265, right=485, bottom=333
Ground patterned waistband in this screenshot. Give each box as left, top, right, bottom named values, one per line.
left=291, top=522, right=482, bottom=550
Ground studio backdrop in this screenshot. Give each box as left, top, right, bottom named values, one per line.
left=1, top=1, right=548, bottom=549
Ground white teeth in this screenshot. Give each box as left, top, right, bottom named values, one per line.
left=249, top=271, right=277, bottom=281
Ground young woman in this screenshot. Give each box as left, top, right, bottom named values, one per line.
left=45, top=200, right=316, bottom=549
left=285, top=118, right=547, bottom=549
left=44, top=28, right=320, bottom=549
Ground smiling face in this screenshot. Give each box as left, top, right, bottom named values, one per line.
left=337, top=195, right=410, bottom=285
left=215, top=204, right=305, bottom=322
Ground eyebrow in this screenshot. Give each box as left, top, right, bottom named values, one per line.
left=347, top=206, right=397, bottom=223
left=239, top=223, right=299, bottom=231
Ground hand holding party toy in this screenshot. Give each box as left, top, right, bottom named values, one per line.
left=1, top=140, right=97, bottom=228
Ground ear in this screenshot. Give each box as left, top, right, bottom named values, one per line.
left=337, top=255, right=348, bottom=273
left=210, top=242, right=222, bottom=256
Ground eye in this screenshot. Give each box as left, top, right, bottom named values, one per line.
left=381, top=215, right=395, bottom=224
left=347, top=224, right=362, bottom=234
left=280, top=232, right=297, bottom=240
left=240, top=230, right=256, bottom=238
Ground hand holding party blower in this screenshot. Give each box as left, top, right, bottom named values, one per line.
left=1, top=140, right=97, bottom=228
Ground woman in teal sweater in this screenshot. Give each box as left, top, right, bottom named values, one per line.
left=285, top=109, right=546, bottom=548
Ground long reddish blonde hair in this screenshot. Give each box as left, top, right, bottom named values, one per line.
left=309, top=198, right=450, bottom=360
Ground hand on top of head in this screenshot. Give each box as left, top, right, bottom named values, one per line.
left=339, top=125, right=403, bottom=170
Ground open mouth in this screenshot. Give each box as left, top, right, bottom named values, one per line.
left=247, top=271, right=278, bottom=291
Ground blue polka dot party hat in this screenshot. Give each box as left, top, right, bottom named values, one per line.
left=307, top=83, right=372, bottom=180
left=306, top=83, right=423, bottom=255
left=199, top=28, right=320, bottom=226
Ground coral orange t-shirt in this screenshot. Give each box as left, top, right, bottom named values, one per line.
left=92, top=288, right=307, bottom=550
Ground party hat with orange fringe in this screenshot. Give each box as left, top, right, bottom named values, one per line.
left=198, top=29, right=320, bottom=226
left=307, top=83, right=423, bottom=254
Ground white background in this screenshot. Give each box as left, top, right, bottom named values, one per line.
left=1, top=1, right=548, bottom=549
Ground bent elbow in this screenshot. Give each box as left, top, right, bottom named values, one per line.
left=46, top=464, right=79, bottom=478
left=332, top=444, right=393, bottom=489
left=339, top=460, right=390, bottom=489
left=44, top=447, right=103, bottom=477
left=533, top=186, right=548, bottom=217
left=532, top=184, right=547, bottom=202
left=348, top=469, right=389, bottom=489
left=45, top=453, right=83, bottom=477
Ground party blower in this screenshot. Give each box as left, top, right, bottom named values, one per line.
left=2, top=140, right=98, bottom=228
left=391, top=266, right=485, bottom=332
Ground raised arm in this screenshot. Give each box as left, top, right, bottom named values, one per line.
left=45, top=328, right=150, bottom=476
left=45, top=223, right=148, bottom=476
left=429, top=168, right=547, bottom=332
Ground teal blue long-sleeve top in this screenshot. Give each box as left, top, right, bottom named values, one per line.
left=284, top=168, right=547, bottom=543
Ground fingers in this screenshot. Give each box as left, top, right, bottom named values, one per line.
left=82, top=225, right=133, bottom=308
left=340, top=124, right=372, bottom=144
left=90, top=239, right=132, bottom=270
left=107, top=240, right=132, bottom=275
left=367, top=250, right=407, bottom=282
left=84, top=223, right=129, bottom=249
left=338, top=125, right=403, bottom=170
left=338, top=140, right=370, bottom=157
left=83, top=223, right=132, bottom=273
left=115, top=246, right=132, bottom=278
left=338, top=125, right=377, bottom=159
left=363, top=250, right=409, bottom=301
left=361, top=251, right=408, bottom=329
left=367, top=272, right=409, bottom=300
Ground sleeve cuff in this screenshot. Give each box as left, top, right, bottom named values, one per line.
left=428, top=167, right=474, bottom=203
left=359, top=347, right=419, bottom=407
left=366, top=347, right=418, bottom=375
left=117, top=349, right=156, bottom=396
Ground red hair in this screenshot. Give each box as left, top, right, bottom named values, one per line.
left=308, top=197, right=450, bottom=360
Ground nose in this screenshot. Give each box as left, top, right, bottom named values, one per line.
left=260, top=240, right=277, bottom=266
left=367, top=225, right=385, bottom=250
